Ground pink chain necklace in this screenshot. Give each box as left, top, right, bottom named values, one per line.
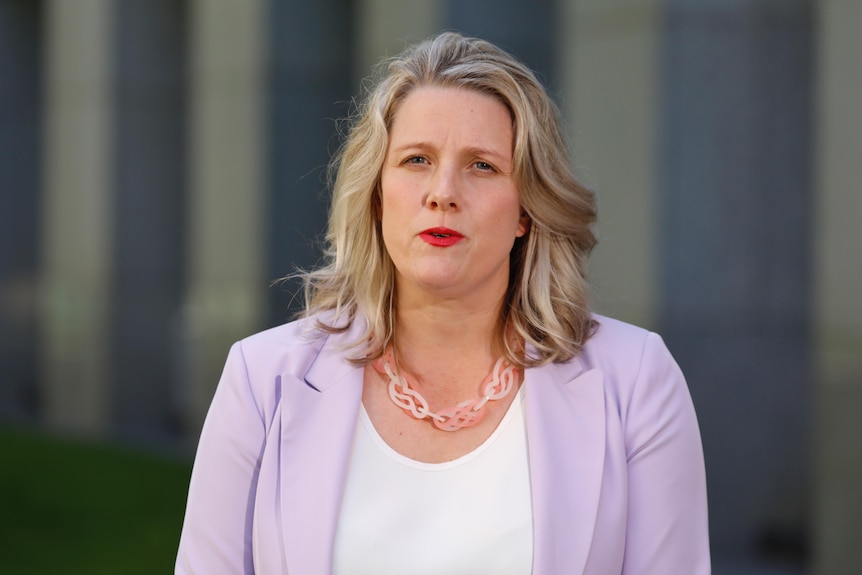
left=372, top=347, right=519, bottom=432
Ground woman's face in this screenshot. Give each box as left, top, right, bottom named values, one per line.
left=379, top=86, right=528, bottom=304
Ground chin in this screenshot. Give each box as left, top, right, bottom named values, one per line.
left=417, top=276, right=462, bottom=292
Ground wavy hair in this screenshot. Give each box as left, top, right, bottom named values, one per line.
left=298, top=32, right=597, bottom=366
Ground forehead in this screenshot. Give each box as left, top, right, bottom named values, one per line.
left=388, top=86, right=514, bottom=152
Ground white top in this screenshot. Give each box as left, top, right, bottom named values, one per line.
left=332, top=388, right=534, bottom=575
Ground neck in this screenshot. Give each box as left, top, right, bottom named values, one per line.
left=392, top=291, right=507, bottom=370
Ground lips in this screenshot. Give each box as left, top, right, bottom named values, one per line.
left=419, top=227, right=464, bottom=247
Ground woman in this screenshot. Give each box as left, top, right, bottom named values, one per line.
left=176, top=32, right=710, bottom=574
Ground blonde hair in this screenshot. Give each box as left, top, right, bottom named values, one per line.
left=299, top=32, right=597, bottom=366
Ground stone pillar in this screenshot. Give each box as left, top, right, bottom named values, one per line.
left=445, top=0, right=555, bottom=82
left=111, top=0, right=188, bottom=439
left=265, top=0, right=355, bottom=321
left=658, top=0, right=813, bottom=564
left=561, top=0, right=816, bottom=568
left=812, top=0, right=862, bottom=572
left=185, top=0, right=268, bottom=432
left=354, top=0, right=442, bottom=81
left=40, top=0, right=115, bottom=435
left=0, top=1, right=42, bottom=420
left=557, top=0, right=662, bottom=328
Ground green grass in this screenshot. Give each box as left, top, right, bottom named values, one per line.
left=0, top=426, right=192, bottom=574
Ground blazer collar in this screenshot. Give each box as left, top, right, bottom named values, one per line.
left=304, top=317, right=366, bottom=392
left=524, top=357, right=606, bottom=575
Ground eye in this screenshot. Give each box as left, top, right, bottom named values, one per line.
left=403, top=155, right=428, bottom=165
left=474, top=161, right=495, bottom=172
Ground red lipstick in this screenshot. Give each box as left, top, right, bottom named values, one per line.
left=419, top=227, right=464, bottom=247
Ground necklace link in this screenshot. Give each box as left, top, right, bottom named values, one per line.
left=374, top=348, right=519, bottom=432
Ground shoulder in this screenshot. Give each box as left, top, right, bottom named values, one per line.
left=237, top=314, right=324, bottom=358
left=585, top=314, right=652, bottom=354
left=229, top=314, right=332, bottom=382
left=228, top=310, right=366, bottom=389
left=579, top=314, right=654, bottom=373
left=210, top=314, right=349, bottom=425
left=578, top=314, right=685, bottom=408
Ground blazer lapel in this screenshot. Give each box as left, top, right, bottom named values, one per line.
left=525, top=361, right=606, bottom=575
left=277, top=324, right=365, bottom=575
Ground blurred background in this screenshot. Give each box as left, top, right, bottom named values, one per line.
left=0, top=0, right=859, bottom=573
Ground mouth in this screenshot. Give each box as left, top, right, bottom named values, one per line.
left=420, top=227, right=464, bottom=246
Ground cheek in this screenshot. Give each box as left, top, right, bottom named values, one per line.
left=378, top=196, right=404, bottom=256
left=379, top=177, right=417, bottom=230
left=378, top=171, right=404, bottom=218
left=378, top=194, right=397, bottom=235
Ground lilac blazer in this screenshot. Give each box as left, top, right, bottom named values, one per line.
left=176, top=314, right=710, bottom=574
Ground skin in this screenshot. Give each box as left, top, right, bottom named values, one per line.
left=363, top=86, right=528, bottom=462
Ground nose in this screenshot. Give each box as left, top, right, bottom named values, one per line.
left=425, top=167, right=459, bottom=210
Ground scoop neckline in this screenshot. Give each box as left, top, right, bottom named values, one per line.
left=358, top=386, right=526, bottom=471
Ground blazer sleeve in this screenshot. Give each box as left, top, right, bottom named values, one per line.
left=175, top=341, right=266, bottom=575
left=621, top=332, right=711, bottom=574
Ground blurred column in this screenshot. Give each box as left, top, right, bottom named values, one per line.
left=111, top=0, right=188, bottom=441
left=185, top=0, right=268, bottom=432
left=658, top=0, right=813, bottom=565
left=557, top=0, right=661, bottom=328
left=265, top=0, right=355, bottom=321
left=0, top=1, right=42, bottom=420
left=40, top=0, right=114, bottom=435
left=561, top=0, right=814, bottom=569
left=445, top=0, right=555, bottom=82
left=812, top=0, right=862, bottom=572
left=354, top=0, right=441, bottom=81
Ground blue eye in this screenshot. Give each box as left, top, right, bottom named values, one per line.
left=405, top=156, right=427, bottom=165
left=475, top=161, right=494, bottom=171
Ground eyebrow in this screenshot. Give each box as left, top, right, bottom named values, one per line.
left=389, top=142, right=512, bottom=163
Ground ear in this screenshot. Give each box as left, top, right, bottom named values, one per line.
left=516, top=209, right=530, bottom=237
